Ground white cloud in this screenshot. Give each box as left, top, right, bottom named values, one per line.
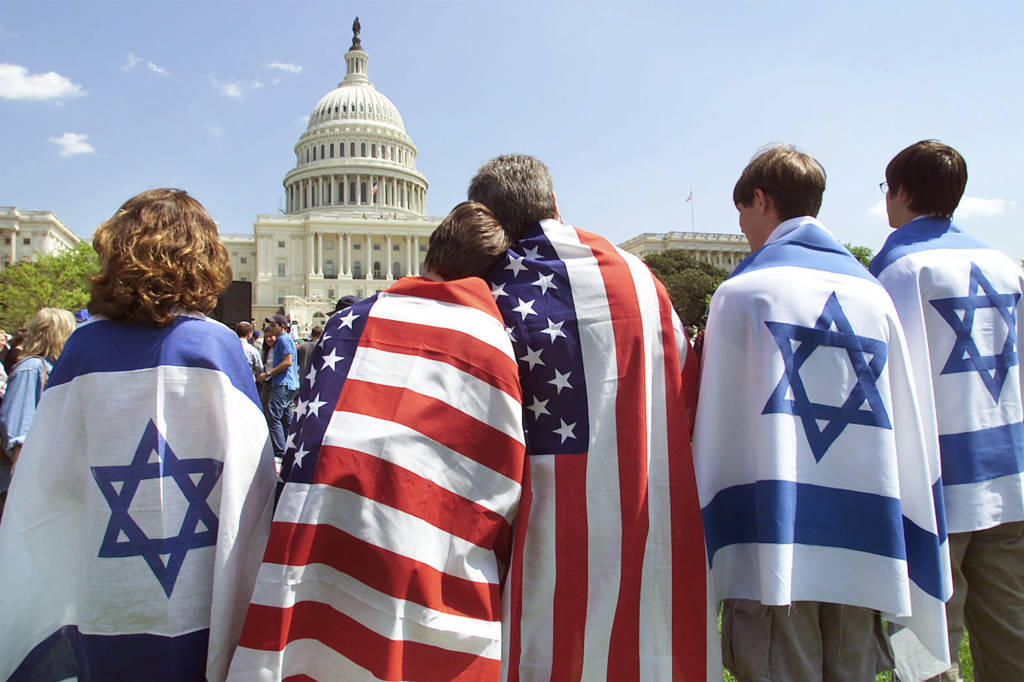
left=869, top=195, right=1016, bottom=222
left=0, top=63, right=85, bottom=100
left=49, top=132, right=95, bottom=157
left=205, top=124, right=223, bottom=140
left=147, top=61, right=172, bottom=77
left=210, top=75, right=264, bottom=98
left=299, top=115, right=309, bottom=126
left=955, top=196, right=1016, bottom=219
left=124, top=53, right=172, bottom=77
left=267, top=61, right=303, bottom=74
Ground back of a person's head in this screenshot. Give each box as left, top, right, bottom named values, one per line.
left=886, top=140, right=967, bottom=218
left=425, top=201, right=511, bottom=280
left=310, top=326, right=323, bottom=340
left=235, top=320, right=252, bottom=338
left=89, top=188, right=232, bottom=327
left=733, top=144, right=826, bottom=220
left=468, top=154, right=556, bottom=241
left=22, top=308, right=76, bottom=362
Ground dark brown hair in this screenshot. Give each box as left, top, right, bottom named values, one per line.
left=886, top=140, right=967, bottom=218
left=733, top=144, right=826, bottom=220
left=89, top=188, right=232, bottom=326
left=425, top=201, right=511, bottom=280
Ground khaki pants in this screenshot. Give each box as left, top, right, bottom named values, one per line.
left=933, top=521, right=1024, bottom=682
left=722, top=600, right=893, bottom=681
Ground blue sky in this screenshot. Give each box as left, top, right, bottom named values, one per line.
left=2, top=0, right=1021, bottom=260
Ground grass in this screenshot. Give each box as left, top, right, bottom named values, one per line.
left=718, top=623, right=975, bottom=681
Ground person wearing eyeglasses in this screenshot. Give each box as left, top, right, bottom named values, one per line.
left=870, top=140, right=1024, bottom=682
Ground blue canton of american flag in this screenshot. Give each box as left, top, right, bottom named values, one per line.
left=487, top=233, right=589, bottom=456
left=280, top=298, right=375, bottom=482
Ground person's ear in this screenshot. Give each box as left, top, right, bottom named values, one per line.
left=551, top=191, right=561, bottom=222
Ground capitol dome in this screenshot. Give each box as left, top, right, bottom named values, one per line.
left=283, top=21, right=428, bottom=218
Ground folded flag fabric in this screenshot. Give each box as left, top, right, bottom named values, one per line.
left=0, top=313, right=277, bottom=682
left=871, top=217, right=1024, bottom=534
left=228, top=277, right=527, bottom=681
left=694, top=217, right=952, bottom=663
left=486, top=218, right=714, bottom=681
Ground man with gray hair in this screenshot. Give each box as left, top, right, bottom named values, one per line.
left=469, top=154, right=714, bottom=680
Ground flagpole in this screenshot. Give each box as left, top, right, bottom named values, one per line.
left=689, top=186, right=695, bottom=233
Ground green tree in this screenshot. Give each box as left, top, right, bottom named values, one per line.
left=644, top=249, right=729, bottom=327
left=0, top=242, right=98, bottom=329
left=844, top=242, right=874, bottom=269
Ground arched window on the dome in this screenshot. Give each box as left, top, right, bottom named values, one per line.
left=361, top=143, right=366, bottom=157
left=343, top=104, right=348, bottom=113
left=320, top=144, right=325, bottom=159
left=329, top=144, right=334, bottom=158
left=340, top=144, right=345, bottom=157
left=371, top=144, right=376, bottom=158
left=349, top=182, right=356, bottom=204
left=360, top=103, right=364, bottom=113
left=312, top=147, right=317, bottom=161
left=349, top=142, right=355, bottom=156
left=305, top=149, right=310, bottom=163
left=360, top=182, right=367, bottom=203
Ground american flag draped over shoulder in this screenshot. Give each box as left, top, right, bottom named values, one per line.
left=0, top=314, right=276, bottom=682
left=229, top=277, right=527, bottom=681
left=487, top=219, right=714, bottom=681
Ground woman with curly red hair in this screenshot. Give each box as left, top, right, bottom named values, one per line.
left=0, top=189, right=276, bottom=682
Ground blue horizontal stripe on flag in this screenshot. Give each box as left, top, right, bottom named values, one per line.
left=939, top=421, right=1024, bottom=485
left=702, top=480, right=905, bottom=561
left=11, top=625, right=209, bottom=682
left=903, top=505, right=949, bottom=601
left=869, top=217, right=986, bottom=277
left=49, top=317, right=260, bottom=407
left=729, top=223, right=876, bottom=282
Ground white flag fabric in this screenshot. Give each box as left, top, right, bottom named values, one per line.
left=871, top=217, right=1024, bottom=534
left=487, top=219, right=716, bottom=681
left=228, top=277, right=527, bottom=681
left=0, top=313, right=276, bottom=681
left=694, top=217, right=952, bottom=663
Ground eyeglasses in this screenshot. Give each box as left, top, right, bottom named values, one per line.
left=879, top=182, right=889, bottom=194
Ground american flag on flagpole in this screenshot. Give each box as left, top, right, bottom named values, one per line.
left=487, top=219, right=716, bottom=681
left=685, top=190, right=693, bottom=202
left=228, top=277, right=527, bottom=681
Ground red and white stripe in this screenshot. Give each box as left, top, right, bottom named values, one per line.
left=229, top=278, right=526, bottom=681
left=501, top=221, right=713, bottom=681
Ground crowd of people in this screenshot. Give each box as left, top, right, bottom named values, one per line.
left=0, top=141, right=1020, bottom=682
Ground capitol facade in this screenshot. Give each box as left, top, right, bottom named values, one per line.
left=220, top=22, right=750, bottom=335
left=220, top=25, right=438, bottom=334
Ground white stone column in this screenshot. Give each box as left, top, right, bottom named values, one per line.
left=317, top=232, right=324, bottom=275
left=9, top=226, right=17, bottom=263
left=307, top=229, right=315, bottom=275
left=344, top=233, right=352, bottom=277
left=405, top=235, right=412, bottom=276
left=364, top=234, right=371, bottom=279
left=413, top=235, right=420, bottom=276
left=386, top=235, right=393, bottom=279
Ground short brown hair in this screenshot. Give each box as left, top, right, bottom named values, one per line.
left=733, top=144, right=826, bottom=220
left=22, top=308, right=76, bottom=362
left=89, top=188, right=232, bottom=326
left=468, top=154, right=556, bottom=241
left=886, top=140, right=967, bottom=218
left=235, top=320, right=252, bottom=338
left=425, top=201, right=511, bottom=280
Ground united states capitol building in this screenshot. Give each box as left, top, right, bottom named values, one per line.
left=220, top=22, right=749, bottom=333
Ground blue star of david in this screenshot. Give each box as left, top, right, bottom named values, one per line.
left=930, top=263, right=1020, bottom=403
left=91, top=420, right=223, bottom=597
left=763, top=292, right=892, bottom=461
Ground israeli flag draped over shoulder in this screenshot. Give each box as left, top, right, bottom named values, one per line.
left=693, top=217, right=952, bottom=663
left=0, top=313, right=277, bottom=682
left=870, top=217, right=1024, bottom=534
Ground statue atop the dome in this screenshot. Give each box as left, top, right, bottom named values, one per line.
left=351, top=16, right=362, bottom=49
